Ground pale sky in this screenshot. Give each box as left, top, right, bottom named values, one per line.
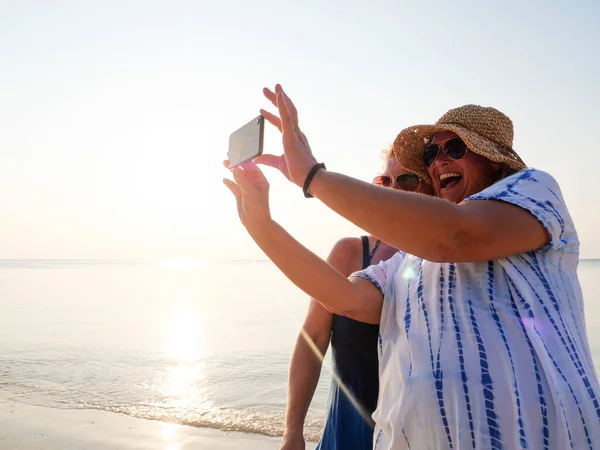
left=1, top=0, right=599, bottom=260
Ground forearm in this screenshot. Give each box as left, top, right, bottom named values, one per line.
left=247, top=220, right=359, bottom=316
left=284, top=334, right=325, bottom=436
left=308, top=170, right=464, bottom=261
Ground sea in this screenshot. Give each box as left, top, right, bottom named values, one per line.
left=1, top=259, right=599, bottom=442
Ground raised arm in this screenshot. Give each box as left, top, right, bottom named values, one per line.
left=223, top=162, right=383, bottom=323
left=282, top=237, right=363, bottom=450
left=256, top=85, right=548, bottom=263
left=304, top=171, right=548, bottom=262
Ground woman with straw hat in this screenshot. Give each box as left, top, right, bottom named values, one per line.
left=224, top=84, right=600, bottom=449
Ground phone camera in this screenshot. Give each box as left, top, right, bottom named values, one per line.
left=256, top=117, right=261, bottom=124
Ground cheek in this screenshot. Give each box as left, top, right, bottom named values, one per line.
left=426, top=166, right=437, bottom=182
left=421, top=184, right=435, bottom=196
left=463, top=158, right=495, bottom=187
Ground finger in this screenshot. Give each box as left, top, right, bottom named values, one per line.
left=240, top=160, right=269, bottom=186
left=223, top=178, right=241, bottom=200
left=239, top=159, right=259, bottom=170
left=231, top=167, right=255, bottom=193
left=260, top=109, right=282, bottom=132
left=263, top=87, right=277, bottom=107
left=223, top=179, right=245, bottom=219
left=223, top=159, right=230, bottom=169
left=300, top=131, right=310, bottom=147
left=276, top=90, right=296, bottom=134
left=273, top=84, right=299, bottom=131
left=254, top=154, right=281, bottom=169
left=280, top=88, right=298, bottom=126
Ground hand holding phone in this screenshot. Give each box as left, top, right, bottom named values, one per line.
left=227, top=115, right=264, bottom=168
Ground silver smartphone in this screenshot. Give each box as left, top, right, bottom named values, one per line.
left=227, top=115, right=264, bottom=168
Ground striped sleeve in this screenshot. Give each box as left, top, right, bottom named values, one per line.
left=350, top=256, right=392, bottom=297
left=463, top=168, right=575, bottom=251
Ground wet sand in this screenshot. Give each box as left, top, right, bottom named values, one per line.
left=0, top=399, right=318, bottom=450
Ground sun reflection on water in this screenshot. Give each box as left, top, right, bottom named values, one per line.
left=164, top=303, right=204, bottom=363
left=160, top=302, right=211, bottom=410
left=161, top=363, right=206, bottom=404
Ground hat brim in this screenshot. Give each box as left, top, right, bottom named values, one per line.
left=393, top=123, right=527, bottom=182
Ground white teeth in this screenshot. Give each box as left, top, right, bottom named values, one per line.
left=439, top=172, right=461, bottom=180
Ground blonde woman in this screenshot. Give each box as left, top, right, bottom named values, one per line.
left=281, top=150, right=432, bottom=450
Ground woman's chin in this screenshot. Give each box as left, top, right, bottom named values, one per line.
left=439, top=183, right=466, bottom=204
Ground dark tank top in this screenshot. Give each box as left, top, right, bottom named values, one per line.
left=316, top=236, right=381, bottom=450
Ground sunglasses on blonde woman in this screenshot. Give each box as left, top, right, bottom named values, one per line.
left=373, top=173, right=421, bottom=192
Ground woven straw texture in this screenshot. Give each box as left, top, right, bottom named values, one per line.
left=392, top=104, right=527, bottom=181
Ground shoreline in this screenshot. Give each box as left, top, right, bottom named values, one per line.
left=0, top=399, right=318, bottom=450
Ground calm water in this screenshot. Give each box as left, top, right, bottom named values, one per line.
left=1, top=259, right=599, bottom=441
left=0, top=260, right=331, bottom=440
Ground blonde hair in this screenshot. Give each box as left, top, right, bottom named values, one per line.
left=381, top=143, right=434, bottom=188
left=381, top=144, right=395, bottom=161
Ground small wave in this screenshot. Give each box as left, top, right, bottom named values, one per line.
left=82, top=403, right=324, bottom=442
left=0, top=392, right=324, bottom=443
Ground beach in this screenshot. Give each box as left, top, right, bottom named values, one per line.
left=0, top=261, right=329, bottom=449
left=1, top=259, right=599, bottom=449
left=0, top=399, right=317, bottom=450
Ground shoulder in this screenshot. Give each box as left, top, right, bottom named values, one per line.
left=514, top=168, right=556, bottom=183
left=507, top=168, right=561, bottom=192
left=328, top=237, right=365, bottom=276
left=466, top=168, right=564, bottom=203
left=463, top=168, right=575, bottom=254
left=515, top=169, right=565, bottom=203
left=372, top=241, right=399, bottom=265
left=330, top=236, right=363, bottom=259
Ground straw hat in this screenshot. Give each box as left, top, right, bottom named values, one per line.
left=392, top=105, right=527, bottom=181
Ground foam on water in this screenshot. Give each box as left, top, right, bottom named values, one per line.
left=0, top=349, right=327, bottom=441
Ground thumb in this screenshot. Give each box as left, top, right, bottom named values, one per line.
left=254, top=154, right=280, bottom=169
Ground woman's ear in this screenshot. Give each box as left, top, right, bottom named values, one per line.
left=490, top=161, right=503, bottom=172
left=494, top=163, right=518, bottom=181
left=489, top=161, right=504, bottom=182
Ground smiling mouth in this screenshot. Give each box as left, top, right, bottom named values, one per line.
left=439, top=172, right=463, bottom=190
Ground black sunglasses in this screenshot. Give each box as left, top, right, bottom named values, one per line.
left=373, top=173, right=421, bottom=192
left=423, top=137, right=468, bottom=168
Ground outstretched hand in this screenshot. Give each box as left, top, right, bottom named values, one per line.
left=223, top=160, right=272, bottom=232
left=256, top=84, right=318, bottom=187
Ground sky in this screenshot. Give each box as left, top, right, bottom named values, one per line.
left=1, top=0, right=599, bottom=261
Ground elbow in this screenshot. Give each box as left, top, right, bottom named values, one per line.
left=333, top=305, right=354, bottom=319
left=337, top=303, right=380, bottom=324
left=334, top=304, right=364, bottom=322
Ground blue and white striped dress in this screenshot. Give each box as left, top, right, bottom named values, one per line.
left=352, top=169, right=600, bottom=449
